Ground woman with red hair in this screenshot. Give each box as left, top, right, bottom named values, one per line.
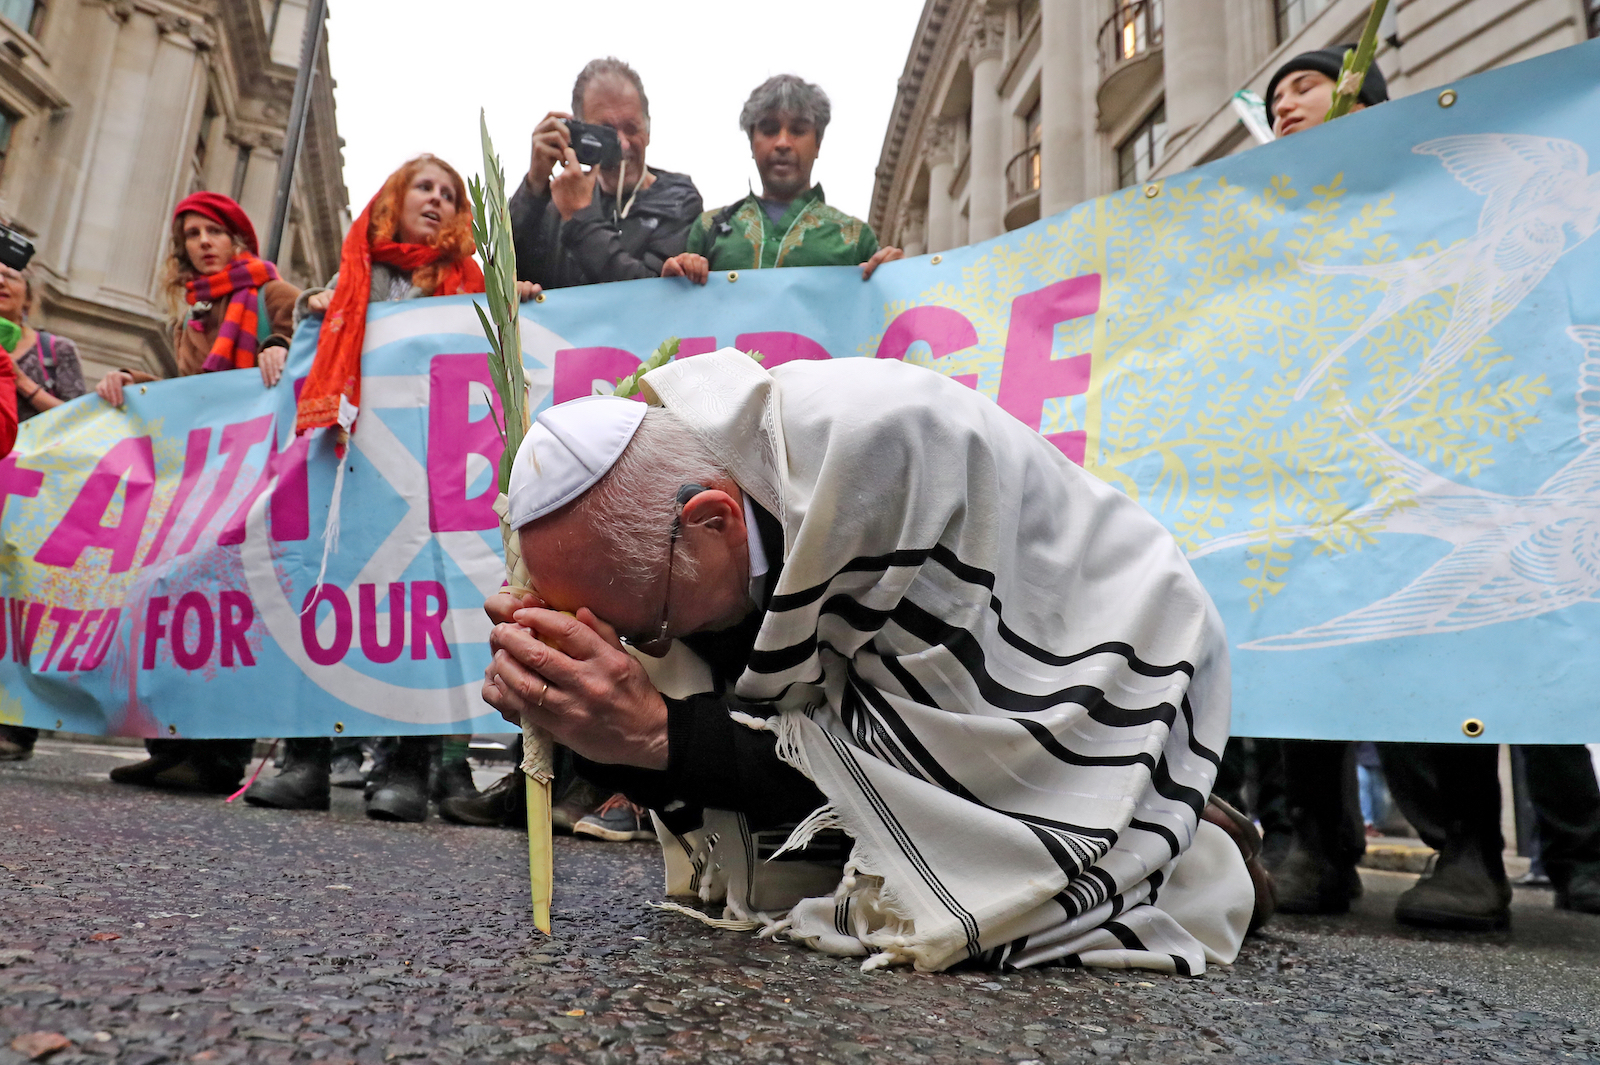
left=293, top=153, right=534, bottom=434
left=97, top=192, right=298, bottom=406
left=250, top=155, right=532, bottom=822
left=102, top=192, right=299, bottom=794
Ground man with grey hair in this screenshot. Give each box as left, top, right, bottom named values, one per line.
left=662, top=74, right=901, bottom=284
left=511, top=57, right=703, bottom=290
left=479, top=348, right=1268, bottom=974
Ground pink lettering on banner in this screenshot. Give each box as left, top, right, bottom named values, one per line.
left=174, top=415, right=273, bottom=556
left=218, top=591, right=254, bottom=667
left=0, top=453, right=44, bottom=521
left=996, top=273, right=1100, bottom=465
left=35, top=437, right=157, bottom=573
left=410, top=581, right=450, bottom=660
left=142, top=428, right=211, bottom=564
left=39, top=606, right=83, bottom=671
left=428, top=354, right=505, bottom=533
left=678, top=336, right=719, bottom=357
left=142, top=597, right=170, bottom=669
left=171, top=591, right=214, bottom=671
left=140, top=593, right=254, bottom=670
left=874, top=307, right=981, bottom=389
left=553, top=347, right=641, bottom=405
left=10, top=599, right=43, bottom=663
left=77, top=608, right=120, bottom=671
left=301, top=585, right=353, bottom=666
left=56, top=609, right=102, bottom=672
left=217, top=428, right=311, bottom=545
left=733, top=332, right=831, bottom=369
left=359, top=582, right=406, bottom=664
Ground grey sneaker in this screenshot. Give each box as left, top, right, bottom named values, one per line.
left=573, top=793, right=656, bottom=842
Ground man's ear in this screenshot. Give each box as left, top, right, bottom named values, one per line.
left=681, top=489, right=743, bottom=538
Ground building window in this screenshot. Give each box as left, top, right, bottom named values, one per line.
left=1017, top=0, right=1040, bottom=32
left=1275, top=0, right=1331, bottom=43
left=1117, top=102, right=1166, bottom=189
left=1588, top=0, right=1599, bottom=37
left=0, top=0, right=43, bottom=35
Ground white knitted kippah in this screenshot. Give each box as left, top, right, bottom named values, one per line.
left=505, top=395, right=646, bottom=529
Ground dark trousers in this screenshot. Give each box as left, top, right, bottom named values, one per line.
left=1286, top=739, right=1600, bottom=890
left=145, top=737, right=254, bottom=777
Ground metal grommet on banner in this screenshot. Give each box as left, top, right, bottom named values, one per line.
left=1438, top=89, right=1457, bottom=108
left=333, top=722, right=345, bottom=734
left=167, top=724, right=178, bottom=736
left=1144, top=183, right=1161, bottom=198
left=139, top=386, right=147, bottom=395
left=930, top=254, right=943, bottom=265
left=1461, top=718, right=1485, bottom=738
left=727, top=271, right=739, bottom=283
left=533, top=291, right=545, bottom=303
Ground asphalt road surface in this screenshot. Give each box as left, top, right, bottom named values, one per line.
left=4, top=739, right=1599, bottom=1065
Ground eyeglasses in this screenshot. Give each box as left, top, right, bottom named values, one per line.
left=622, top=483, right=707, bottom=650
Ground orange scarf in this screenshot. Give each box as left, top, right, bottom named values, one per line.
left=295, top=196, right=484, bottom=435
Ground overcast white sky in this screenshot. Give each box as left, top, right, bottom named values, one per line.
left=324, top=0, right=926, bottom=225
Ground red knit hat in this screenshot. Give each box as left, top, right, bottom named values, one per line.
left=172, top=191, right=260, bottom=255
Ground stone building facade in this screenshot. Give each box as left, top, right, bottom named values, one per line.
left=871, top=0, right=1598, bottom=254
left=0, top=0, right=348, bottom=382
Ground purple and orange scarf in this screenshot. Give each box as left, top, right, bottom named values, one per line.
left=186, top=254, right=280, bottom=373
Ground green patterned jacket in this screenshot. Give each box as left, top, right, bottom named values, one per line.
left=685, top=184, right=880, bottom=271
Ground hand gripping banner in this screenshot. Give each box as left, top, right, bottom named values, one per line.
left=4, top=40, right=1598, bottom=742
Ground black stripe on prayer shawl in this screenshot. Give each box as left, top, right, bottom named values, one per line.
left=765, top=549, right=935, bottom=613
left=925, top=544, right=1197, bottom=679
left=1179, top=694, right=1223, bottom=768
left=1101, top=920, right=1146, bottom=952
left=857, top=655, right=1123, bottom=897
left=747, top=594, right=893, bottom=675
left=737, top=815, right=757, bottom=908
left=840, top=673, right=925, bottom=778
left=1170, top=953, right=1193, bottom=977
left=890, top=598, right=1185, bottom=718
left=818, top=727, right=984, bottom=959
left=1130, top=817, right=1183, bottom=861
left=835, top=896, right=851, bottom=937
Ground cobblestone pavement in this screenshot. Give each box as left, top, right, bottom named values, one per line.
left=4, top=739, right=1600, bottom=1065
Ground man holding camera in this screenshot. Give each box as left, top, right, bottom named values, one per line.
left=510, top=58, right=702, bottom=289
left=663, top=75, right=901, bottom=284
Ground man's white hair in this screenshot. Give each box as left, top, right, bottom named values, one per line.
left=571, top=406, right=728, bottom=589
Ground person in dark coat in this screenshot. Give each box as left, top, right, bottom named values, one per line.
left=509, top=57, right=701, bottom=290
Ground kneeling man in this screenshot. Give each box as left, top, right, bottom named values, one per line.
left=482, top=349, right=1260, bottom=972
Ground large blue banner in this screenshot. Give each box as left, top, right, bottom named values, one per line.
left=4, top=40, right=1598, bottom=742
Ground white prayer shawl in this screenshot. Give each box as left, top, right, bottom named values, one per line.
left=638, top=351, right=1253, bottom=974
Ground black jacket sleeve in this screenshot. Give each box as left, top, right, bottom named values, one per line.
left=574, top=694, right=825, bottom=831
left=509, top=177, right=562, bottom=287
left=558, top=200, right=667, bottom=282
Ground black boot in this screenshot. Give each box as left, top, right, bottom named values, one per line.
left=1395, top=835, right=1511, bottom=930
left=114, top=739, right=251, bottom=794
left=1557, top=861, right=1600, bottom=914
left=433, top=752, right=479, bottom=804
left=329, top=739, right=366, bottom=789
left=109, top=739, right=188, bottom=786
left=366, top=736, right=435, bottom=822
left=244, top=738, right=332, bottom=810
left=1273, top=740, right=1365, bottom=914
left=441, top=767, right=526, bottom=827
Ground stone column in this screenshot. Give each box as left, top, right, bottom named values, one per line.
left=967, top=9, right=1006, bottom=242
left=925, top=118, right=957, bottom=252
left=1039, top=0, right=1089, bottom=215
left=901, top=203, right=928, bottom=257
left=1163, top=0, right=1229, bottom=142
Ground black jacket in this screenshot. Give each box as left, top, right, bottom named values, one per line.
left=509, top=167, right=702, bottom=289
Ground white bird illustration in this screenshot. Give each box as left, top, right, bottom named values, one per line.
left=1294, top=134, right=1600, bottom=415
left=1232, top=326, right=1600, bottom=650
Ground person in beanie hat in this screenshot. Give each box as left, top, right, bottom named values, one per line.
left=96, top=190, right=300, bottom=794
left=1265, top=45, right=1390, bottom=138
